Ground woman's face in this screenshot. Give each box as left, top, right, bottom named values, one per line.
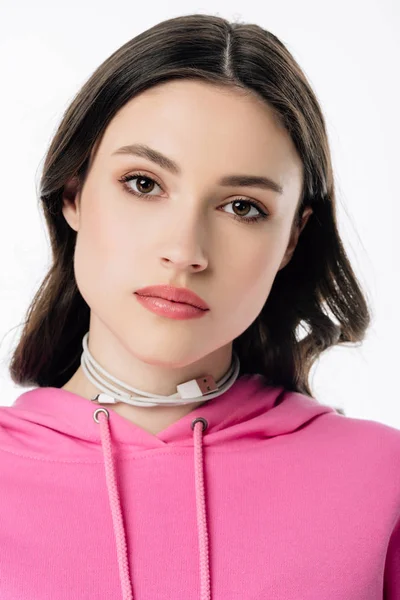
left=62, top=79, right=312, bottom=385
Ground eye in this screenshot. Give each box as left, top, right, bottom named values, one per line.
left=118, top=172, right=270, bottom=224
left=119, top=172, right=162, bottom=196
left=221, top=198, right=269, bottom=224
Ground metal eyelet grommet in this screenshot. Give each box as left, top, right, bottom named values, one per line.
left=93, top=407, right=110, bottom=423
left=191, top=417, right=208, bottom=432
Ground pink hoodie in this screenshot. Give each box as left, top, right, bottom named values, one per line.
left=0, top=373, right=399, bottom=599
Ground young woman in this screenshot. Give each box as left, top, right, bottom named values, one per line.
left=0, top=13, right=398, bottom=600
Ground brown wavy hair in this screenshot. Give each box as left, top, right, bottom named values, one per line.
left=7, top=13, right=372, bottom=403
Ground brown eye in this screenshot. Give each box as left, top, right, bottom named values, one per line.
left=119, top=172, right=162, bottom=197
left=220, top=199, right=269, bottom=224
left=232, top=200, right=252, bottom=218
left=135, top=176, right=157, bottom=194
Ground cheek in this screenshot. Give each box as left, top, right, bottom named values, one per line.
left=213, top=253, right=275, bottom=348
left=215, top=231, right=287, bottom=342
left=225, top=235, right=284, bottom=307
left=228, top=257, right=276, bottom=321
left=73, top=200, right=143, bottom=295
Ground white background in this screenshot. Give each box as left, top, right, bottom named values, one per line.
left=0, top=1, right=399, bottom=426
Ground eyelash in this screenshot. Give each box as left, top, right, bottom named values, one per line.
left=118, top=171, right=270, bottom=224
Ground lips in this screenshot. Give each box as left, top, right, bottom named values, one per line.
left=135, top=294, right=208, bottom=320
left=135, top=285, right=209, bottom=311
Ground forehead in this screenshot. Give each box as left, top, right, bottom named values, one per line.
left=90, top=80, right=302, bottom=186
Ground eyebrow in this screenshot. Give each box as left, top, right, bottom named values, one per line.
left=112, top=143, right=284, bottom=195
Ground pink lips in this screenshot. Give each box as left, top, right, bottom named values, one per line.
left=135, top=285, right=209, bottom=311
left=135, top=294, right=208, bottom=320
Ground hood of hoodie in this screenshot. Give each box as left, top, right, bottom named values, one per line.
left=0, top=373, right=339, bottom=600
left=2, top=373, right=336, bottom=454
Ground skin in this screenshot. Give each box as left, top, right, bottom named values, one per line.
left=61, top=80, right=313, bottom=435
